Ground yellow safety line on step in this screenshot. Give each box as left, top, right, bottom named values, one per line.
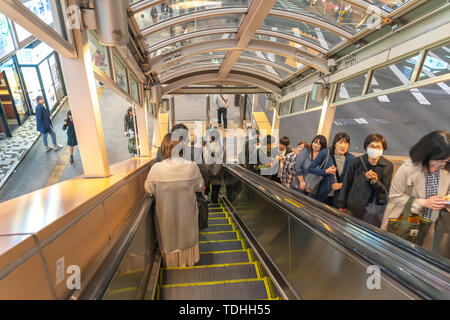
left=207, top=223, right=234, bottom=228
left=117, top=269, right=145, bottom=276
left=163, top=262, right=257, bottom=271
left=208, top=217, right=229, bottom=220
left=199, top=239, right=242, bottom=244
left=105, top=287, right=137, bottom=295
left=199, top=230, right=236, bottom=235
left=200, top=249, right=247, bottom=255
left=284, top=198, right=305, bottom=208
left=262, top=277, right=272, bottom=299
left=160, top=277, right=265, bottom=288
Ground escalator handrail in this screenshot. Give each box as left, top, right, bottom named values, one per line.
left=226, top=164, right=450, bottom=300
left=75, top=195, right=153, bottom=300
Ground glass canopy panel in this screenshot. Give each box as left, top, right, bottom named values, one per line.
left=160, top=58, right=223, bottom=78
left=241, top=50, right=302, bottom=72
left=418, top=43, right=450, bottom=81
left=144, top=14, right=242, bottom=47
left=363, top=0, right=412, bottom=13
left=253, top=33, right=322, bottom=57
left=135, top=0, right=249, bottom=30
left=335, top=73, right=367, bottom=102
left=149, top=33, right=235, bottom=58
left=368, top=55, right=419, bottom=93
left=235, top=59, right=290, bottom=79
left=273, top=0, right=375, bottom=35
left=261, top=15, right=346, bottom=50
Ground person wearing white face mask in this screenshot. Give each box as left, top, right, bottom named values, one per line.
left=338, top=134, right=393, bottom=227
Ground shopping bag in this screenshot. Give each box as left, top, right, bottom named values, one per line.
left=197, top=193, right=209, bottom=230
left=387, top=196, right=432, bottom=246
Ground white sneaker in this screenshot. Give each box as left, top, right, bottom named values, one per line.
left=53, top=145, right=63, bottom=151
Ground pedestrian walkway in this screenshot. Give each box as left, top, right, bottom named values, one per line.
left=0, top=97, right=68, bottom=191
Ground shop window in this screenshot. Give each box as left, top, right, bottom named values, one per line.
left=335, top=74, right=367, bottom=102
left=368, top=55, right=419, bottom=93
left=418, top=42, right=450, bottom=81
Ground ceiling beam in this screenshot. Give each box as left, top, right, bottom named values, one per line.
left=161, top=73, right=282, bottom=96
left=140, top=8, right=247, bottom=38
left=171, top=87, right=269, bottom=95
left=217, top=0, right=278, bottom=80
left=160, top=65, right=283, bottom=84
left=145, top=39, right=329, bottom=74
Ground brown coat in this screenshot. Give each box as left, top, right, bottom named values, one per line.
left=381, top=159, right=450, bottom=252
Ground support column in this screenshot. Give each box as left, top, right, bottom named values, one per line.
left=239, top=95, right=245, bottom=129
left=271, top=108, right=280, bottom=137
left=316, top=85, right=336, bottom=142
left=152, top=106, right=161, bottom=150
left=135, top=104, right=150, bottom=157
left=170, top=96, right=175, bottom=128
left=206, top=95, right=211, bottom=129
left=59, top=29, right=110, bottom=177
left=251, top=94, right=258, bottom=128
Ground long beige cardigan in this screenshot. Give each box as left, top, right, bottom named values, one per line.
left=145, top=158, right=204, bottom=267
left=381, top=159, right=450, bottom=255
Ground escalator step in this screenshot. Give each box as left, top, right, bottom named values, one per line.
left=163, top=263, right=258, bottom=285
left=208, top=208, right=224, bottom=213
left=201, top=224, right=233, bottom=233
left=208, top=213, right=226, bottom=218
left=198, top=250, right=250, bottom=265
left=208, top=204, right=221, bottom=208
left=199, top=231, right=238, bottom=241
left=199, top=240, right=243, bottom=252
left=208, top=218, right=229, bottom=225
left=159, top=279, right=269, bottom=300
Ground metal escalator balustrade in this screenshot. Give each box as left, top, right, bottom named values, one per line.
left=157, top=202, right=281, bottom=300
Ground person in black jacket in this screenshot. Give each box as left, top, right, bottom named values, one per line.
left=63, top=110, right=78, bottom=163
left=338, top=134, right=393, bottom=227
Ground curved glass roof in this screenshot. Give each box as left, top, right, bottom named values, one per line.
left=129, top=0, right=418, bottom=92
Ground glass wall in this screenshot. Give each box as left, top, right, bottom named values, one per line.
left=330, top=81, right=450, bottom=156
left=1, top=58, right=28, bottom=123
left=130, top=75, right=140, bottom=103
left=0, top=13, right=16, bottom=59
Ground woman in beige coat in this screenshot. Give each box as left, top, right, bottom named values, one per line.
left=145, top=133, right=204, bottom=267
left=381, top=131, right=450, bottom=258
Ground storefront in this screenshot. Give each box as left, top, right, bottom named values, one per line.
left=17, top=40, right=66, bottom=112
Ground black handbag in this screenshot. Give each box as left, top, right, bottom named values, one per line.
left=197, top=193, right=209, bottom=229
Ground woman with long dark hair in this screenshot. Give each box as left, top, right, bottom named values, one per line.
left=292, top=135, right=327, bottom=193
left=307, top=132, right=355, bottom=207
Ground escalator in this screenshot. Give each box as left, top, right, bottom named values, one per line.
left=157, top=202, right=279, bottom=300
left=77, top=164, right=449, bottom=300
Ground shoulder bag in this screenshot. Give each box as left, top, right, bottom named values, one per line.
left=387, top=196, right=432, bottom=246
left=304, top=151, right=330, bottom=195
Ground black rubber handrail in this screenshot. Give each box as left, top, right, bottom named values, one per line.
left=76, top=196, right=153, bottom=300
left=225, top=164, right=450, bottom=300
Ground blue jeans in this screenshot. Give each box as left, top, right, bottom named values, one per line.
left=42, top=127, right=57, bottom=147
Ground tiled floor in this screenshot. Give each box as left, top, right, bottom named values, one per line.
left=0, top=99, right=67, bottom=190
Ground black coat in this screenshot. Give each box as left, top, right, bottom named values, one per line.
left=63, top=118, right=77, bottom=146
left=338, top=154, right=393, bottom=217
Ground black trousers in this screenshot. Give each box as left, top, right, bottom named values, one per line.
left=211, top=184, right=233, bottom=203
left=217, top=108, right=227, bottom=129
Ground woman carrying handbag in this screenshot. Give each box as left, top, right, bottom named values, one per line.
left=338, top=134, right=393, bottom=227
left=381, top=131, right=450, bottom=258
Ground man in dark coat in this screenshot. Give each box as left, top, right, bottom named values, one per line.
left=35, top=96, right=62, bottom=152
